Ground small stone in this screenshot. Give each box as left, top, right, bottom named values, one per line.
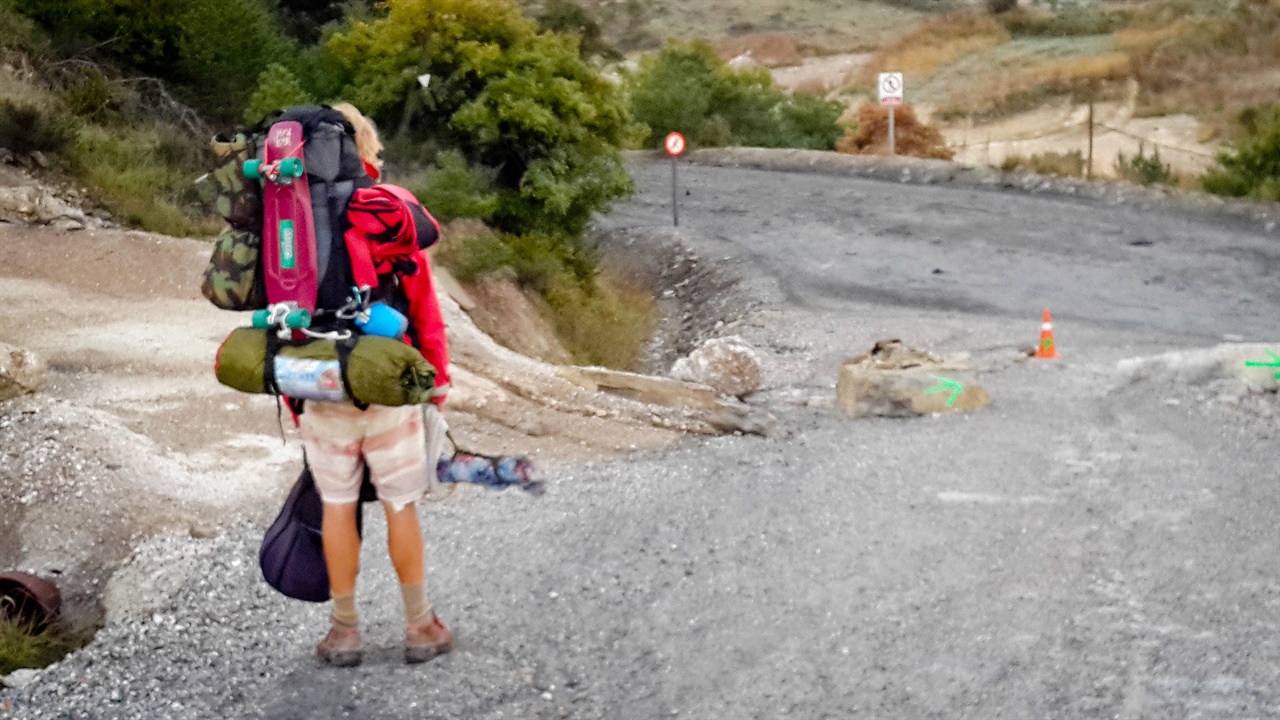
left=2, top=668, right=41, bottom=689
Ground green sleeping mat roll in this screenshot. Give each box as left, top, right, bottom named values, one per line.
left=215, top=327, right=436, bottom=407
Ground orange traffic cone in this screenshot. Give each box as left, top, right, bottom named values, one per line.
left=1035, top=308, right=1061, bottom=359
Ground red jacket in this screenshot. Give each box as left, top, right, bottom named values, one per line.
left=399, top=248, right=450, bottom=406
left=345, top=184, right=450, bottom=405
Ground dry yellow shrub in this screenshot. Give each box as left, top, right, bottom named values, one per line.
left=836, top=103, right=954, bottom=160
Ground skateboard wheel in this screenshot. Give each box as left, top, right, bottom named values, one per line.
left=277, top=158, right=303, bottom=178
left=243, top=159, right=263, bottom=180
left=285, top=309, right=311, bottom=329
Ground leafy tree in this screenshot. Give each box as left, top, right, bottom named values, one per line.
left=12, top=0, right=186, bottom=73
left=322, top=0, right=633, bottom=238
left=532, top=0, right=618, bottom=60
left=627, top=41, right=845, bottom=151
left=171, top=0, right=293, bottom=121
left=243, top=63, right=315, bottom=125
left=1202, top=104, right=1280, bottom=201
left=276, top=0, right=347, bottom=43
left=11, top=0, right=291, bottom=122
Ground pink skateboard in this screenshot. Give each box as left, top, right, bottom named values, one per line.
left=246, top=121, right=318, bottom=319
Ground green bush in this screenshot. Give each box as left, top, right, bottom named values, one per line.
left=0, top=99, right=79, bottom=155
left=435, top=229, right=594, bottom=293
left=772, top=94, right=847, bottom=150
left=55, top=63, right=123, bottom=123
left=242, top=63, right=315, bottom=126
left=1115, top=145, right=1174, bottom=186
left=1001, top=149, right=1085, bottom=177
left=0, top=0, right=42, bottom=54
left=1202, top=105, right=1280, bottom=201
left=404, top=149, right=501, bottom=225
left=627, top=40, right=845, bottom=150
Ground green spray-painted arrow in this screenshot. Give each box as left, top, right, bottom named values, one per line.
left=1244, top=348, right=1280, bottom=379
left=926, top=376, right=964, bottom=407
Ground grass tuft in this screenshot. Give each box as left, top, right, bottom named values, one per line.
left=1115, top=145, right=1175, bottom=186
left=1001, top=150, right=1085, bottom=177
left=0, top=620, right=77, bottom=675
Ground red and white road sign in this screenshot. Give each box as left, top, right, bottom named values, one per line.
left=878, top=72, right=904, bottom=106
left=664, top=131, right=687, bottom=156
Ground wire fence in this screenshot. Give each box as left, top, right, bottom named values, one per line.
left=950, top=106, right=1222, bottom=175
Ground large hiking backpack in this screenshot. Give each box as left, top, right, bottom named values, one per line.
left=201, top=105, right=367, bottom=315
left=204, top=105, right=445, bottom=406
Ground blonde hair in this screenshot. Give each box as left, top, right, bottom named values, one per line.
left=332, top=102, right=383, bottom=171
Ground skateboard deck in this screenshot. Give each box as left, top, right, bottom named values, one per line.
left=257, top=121, right=319, bottom=316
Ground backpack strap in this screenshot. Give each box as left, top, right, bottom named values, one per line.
left=262, top=330, right=283, bottom=395
left=333, top=335, right=369, bottom=411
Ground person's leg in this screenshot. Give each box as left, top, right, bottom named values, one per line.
left=363, top=405, right=453, bottom=662
left=386, top=501, right=453, bottom=662
left=323, top=502, right=362, bottom=597
left=363, top=405, right=430, bottom=590
left=315, top=501, right=364, bottom=666
left=300, top=403, right=369, bottom=666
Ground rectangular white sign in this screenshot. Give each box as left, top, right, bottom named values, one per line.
left=878, top=72, right=904, bottom=106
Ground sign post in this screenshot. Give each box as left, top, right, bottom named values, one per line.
left=878, top=72, right=904, bottom=156
left=664, top=131, right=686, bottom=227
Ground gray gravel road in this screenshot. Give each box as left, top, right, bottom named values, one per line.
left=6, top=156, right=1280, bottom=719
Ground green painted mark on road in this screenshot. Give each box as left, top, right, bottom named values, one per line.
left=1244, top=348, right=1280, bottom=379
left=926, top=376, right=964, bottom=407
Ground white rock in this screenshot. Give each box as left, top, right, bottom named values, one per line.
left=670, top=336, right=763, bottom=399
left=0, top=342, right=48, bottom=401
left=2, top=668, right=41, bottom=689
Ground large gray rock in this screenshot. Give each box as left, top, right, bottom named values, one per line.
left=837, top=339, right=991, bottom=418
left=0, top=185, right=87, bottom=229
left=670, top=336, right=763, bottom=399
left=0, top=342, right=48, bottom=401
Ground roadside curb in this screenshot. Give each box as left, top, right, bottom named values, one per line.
left=628, top=147, right=1280, bottom=234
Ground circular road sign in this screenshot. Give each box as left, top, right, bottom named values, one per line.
left=664, top=131, right=687, bottom=156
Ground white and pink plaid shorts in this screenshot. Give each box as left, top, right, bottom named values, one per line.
left=299, top=402, right=429, bottom=510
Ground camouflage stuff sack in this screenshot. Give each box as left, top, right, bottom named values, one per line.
left=200, top=133, right=267, bottom=310
left=202, top=226, right=267, bottom=310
